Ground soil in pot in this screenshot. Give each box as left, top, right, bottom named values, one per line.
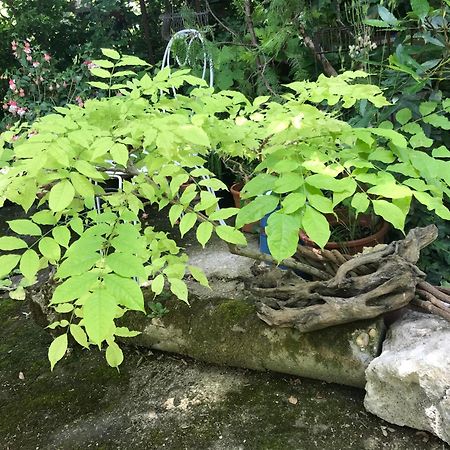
left=300, top=213, right=390, bottom=255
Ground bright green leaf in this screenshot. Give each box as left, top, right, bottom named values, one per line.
left=395, top=108, right=412, bottom=125
left=49, top=180, right=75, bottom=212
left=215, top=225, right=247, bottom=245
left=101, top=48, right=121, bottom=60
left=208, top=208, right=239, bottom=221
left=83, top=289, right=117, bottom=345
left=169, top=278, right=188, bottom=303
left=51, top=272, right=99, bottom=304
left=266, top=212, right=299, bottom=261
left=179, top=212, right=197, bottom=237
left=196, top=221, right=213, bottom=247
left=106, top=252, right=146, bottom=279
left=48, top=334, right=67, bottom=371
left=110, top=143, right=129, bottom=167
left=372, top=199, right=406, bottom=231
left=90, top=67, right=111, bottom=78
left=281, top=193, right=306, bottom=214
left=20, top=249, right=40, bottom=281
left=151, top=274, right=165, bottom=295
left=38, top=237, right=61, bottom=262
left=8, top=219, right=41, bottom=236
left=188, top=265, right=209, bottom=287
left=351, top=192, right=370, bottom=215
left=103, top=274, right=145, bottom=312
left=302, top=206, right=330, bottom=248
left=0, top=237, right=27, bottom=251
left=70, top=324, right=89, bottom=348
left=0, top=254, right=21, bottom=278
left=236, top=195, right=279, bottom=228
left=52, top=226, right=71, bottom=248
left=106, top=341, right=124, bottom=368
left=114, top=327, right=141, bottom=338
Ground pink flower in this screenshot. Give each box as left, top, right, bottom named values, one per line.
left=11, top=40, right=17, bottom=51
left=63, top=81, right=68, bottom=88
left=26, top=55, right=32, bottom=62
left=32, top=61, right=40, bottom=68
left=17, top=107, right=27, bottom=117
left=75, top=96, right=84, bottom=108
left=12, top=135, right=19, bottom=141
left=24, top=40, right=30, bottom=48
left=2, top=103, right=8, bottom=110
left=19, top=89, right=25, bottom=97
left=9, top=79, right=16, bottom=90
left=24, top=47, right=31, bottom=55
left=28, top=131, right=38, bottom=138
left=8, top=101, right=18, bottom=114
left=44, top=53, right=51, bottom=62
left=83, top=60, right=98, bottom=70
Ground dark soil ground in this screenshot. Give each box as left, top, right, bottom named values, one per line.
left=1, top=298, right=449, bottom=450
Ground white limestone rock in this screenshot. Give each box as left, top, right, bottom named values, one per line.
left=364, top=310, right=450, bottom=444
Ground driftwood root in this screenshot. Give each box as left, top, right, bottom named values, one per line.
left=254, top=225, right=445, bottom=332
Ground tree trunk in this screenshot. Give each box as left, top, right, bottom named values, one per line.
left=139, top=0, right=155, bottom=64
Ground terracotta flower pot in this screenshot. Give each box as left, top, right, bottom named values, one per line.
left=300, top=213, right=390, bottom=255
left=230, top=182, right=259, bottom=234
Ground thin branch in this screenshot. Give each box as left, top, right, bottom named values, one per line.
left=418, top=281, right=450, bottom=305
left=297, top=23, right=338, bottom=77
left=438, top=286, right=450, bottom=295
left=205, top=0, right=239, bottom=39
left=416, top=289, right=450, bottom=311
left=412, top=297, right=450, bottom=322
left=242, top=0, right=278, bottom=96
left=227, top=243, right=330, bottom=280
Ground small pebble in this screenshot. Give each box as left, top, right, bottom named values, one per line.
left=356, top=332, right=369, bottom=348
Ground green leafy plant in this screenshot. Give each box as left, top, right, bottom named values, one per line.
left=1, top=50, right=449, bottom=370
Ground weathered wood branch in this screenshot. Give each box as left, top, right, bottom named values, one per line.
left=418, top=281, right=450, bottom=305
left=228, top=243, right=329, bottom=280
left=255, top=225, right=441, bottom=332
left=412, top=297, right=450, bottom=322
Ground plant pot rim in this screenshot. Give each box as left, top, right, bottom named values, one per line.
left=230, top=181, right=244, bottom=193
left=300, top=218, right=390, bottom=250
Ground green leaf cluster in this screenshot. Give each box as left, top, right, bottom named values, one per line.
left=1, top=63, right=449, bottom=369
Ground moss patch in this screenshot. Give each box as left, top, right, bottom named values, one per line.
left=0, top=296, right=447, bottom=449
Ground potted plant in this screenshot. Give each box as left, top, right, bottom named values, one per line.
left=1, top=56, right=449, bottom=370
left=232, top=71, right=450, bottom=262
left=226, top=158, right=259, bottom=233
left=299, top=208, right=391, bottom=255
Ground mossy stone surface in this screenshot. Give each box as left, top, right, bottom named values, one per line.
left=1, top=298, right=448, bottom=449
left=127, top=292, right=385, bottom=388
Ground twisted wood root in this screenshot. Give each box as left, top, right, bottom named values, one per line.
left=252, top=226, right=448, bottom=332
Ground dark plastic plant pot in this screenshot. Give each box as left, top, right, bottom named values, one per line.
left=300, top=214, right=390, bottom=255
left=230, top=182, right=259, bottom=234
